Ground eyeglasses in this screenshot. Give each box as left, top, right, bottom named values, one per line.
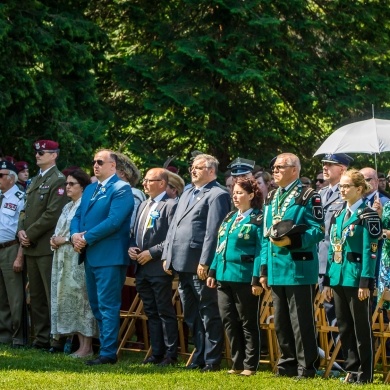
left=339, top=184, right=356, bottom=190
left=316, top=179, right=325, bottom=184
left=65, top=181, right=79, bottom=187
left=364, top=178, right=374, bottom=182
left=36, top=150, right=56, bottom=156
left=271, top=165, right=295, bottom=172
left=0, top=173, right=10, bottom=178
left=167, top=184, right=176, bottom=190
left=189, top=165, right=208, bottom=172
left=92, top=159, right=112, bottom=166
left=142, top=178, right=162, bottom=183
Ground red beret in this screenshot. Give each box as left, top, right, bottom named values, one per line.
left=15, top=161, right=29, bottom=173
left=4, top=156, right=16, bottom=164
left=33, top=140, right=59, bottom=151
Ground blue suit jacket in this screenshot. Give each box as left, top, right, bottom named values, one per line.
left=70, top=174, right=134, bottom=267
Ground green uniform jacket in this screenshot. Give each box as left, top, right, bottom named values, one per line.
left=325, top=205, right=381, bottom=289
left=18, top=166, right=68, bottom=256
left=208, top=209, right=263, bottom=284
left=257, top=184, right=324, bottom=286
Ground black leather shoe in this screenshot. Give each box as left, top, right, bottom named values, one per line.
left=201, top=364, right=221, bottom=372
left=185, top=363, right=205, bottom=370
left=48, top=346, right=63, bottom=353
left=32, top=343, right=50, bottom=351
left=85, top=356, right=117, bottom=365
left=142, top=355, right=164, bottom=365
left=159, top=356, right=178, bottom=366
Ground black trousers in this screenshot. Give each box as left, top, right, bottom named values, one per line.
left=333, top=286, right=374, bottom=383
left=178, top=272, right=223, bottom=365
left=217, top=282, right=260, bottom=371
left=271, top=284, right=318, bottom=377
left=136, top=272, right=178, bottom=358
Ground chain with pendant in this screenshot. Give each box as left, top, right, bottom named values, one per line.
left=330, top=223, right=354, bottom=263
left=271, top=183, right=300, bottom=225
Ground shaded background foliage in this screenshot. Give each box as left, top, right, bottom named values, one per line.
left=1, top=0, right=390, bottom=180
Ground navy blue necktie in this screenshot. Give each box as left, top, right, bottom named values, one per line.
left=326, top=189, right=333, bottom=201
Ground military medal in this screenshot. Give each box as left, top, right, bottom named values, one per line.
left=238, top=233, right=243, bottom=238
left=244, top=234, right=250, bottom=240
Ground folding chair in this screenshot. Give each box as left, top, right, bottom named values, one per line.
left=314, top=289, right=343, bottom=378
left=258, top=288, right=279, bottom=371
left=117, top=277, right=149, bottom=356
left=371, top=288, right=390, bottom=382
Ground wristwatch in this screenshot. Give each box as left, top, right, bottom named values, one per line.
left=65, top=237, right=70, bottom=243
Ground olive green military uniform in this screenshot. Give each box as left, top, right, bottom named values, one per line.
left=325, top=204, right=381, bottom=383
left=257, top=182, right=324, bottom=377
left=18, top=166, right=67, bottom=347
left=209, top=209, right=262, bottom=372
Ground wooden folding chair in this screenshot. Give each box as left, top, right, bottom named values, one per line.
left=371, top=289, right=390, bottom=382
left=314, top=289, right=343, bottom=378
left=258, top=288, right=279, bottom=371
left=117, top=277, right=149, bottom=356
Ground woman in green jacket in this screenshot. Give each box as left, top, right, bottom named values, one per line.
left=207, top=177, right=263, bottom=376
left=323, top=169, right=381, bottom=384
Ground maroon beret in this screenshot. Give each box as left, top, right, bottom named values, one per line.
left=15, top=161, right=29, bottom=173
left=33, top=140, right=59, bottom=151
left=4, top=156, right=16, bottom=164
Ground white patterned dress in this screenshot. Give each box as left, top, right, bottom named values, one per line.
left=51, top=199, right=98, bottom=338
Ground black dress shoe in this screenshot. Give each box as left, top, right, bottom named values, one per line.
left=159, top=356, right=178, bottom=366
left=85, top=356, right=117, bottom=366
left=142, top=355, right=164, bottom=365
left=201, top=364, right=221, bottom=372
left=32, top=343, right=50, bottom=350
left=48, top=346, right=63, bottom=353
left=185, top=363, right=205, bottom=370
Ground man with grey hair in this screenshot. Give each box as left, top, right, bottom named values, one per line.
left=0, top=161, right=26, bottom=347
left=258, top=152, right=324, bottom=378
left=162, top=153, right=231, bottom=372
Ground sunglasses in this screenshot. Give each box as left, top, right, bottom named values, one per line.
left=92, top=159, right=109, bottom=166
left=36, top=150, right=56, bottom=156
left=316, top=179, right=325, bottom=183
left=65, top=181, right=79, bottom=187
left=0, top=173, right=10, bottom=178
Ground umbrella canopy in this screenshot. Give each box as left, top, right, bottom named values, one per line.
left=314, top=118, right=390, bottom=156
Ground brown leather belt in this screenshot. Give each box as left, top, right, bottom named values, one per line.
left=0, top=239, right=18, bottom=249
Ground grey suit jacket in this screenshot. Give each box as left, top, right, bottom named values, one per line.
left=130, top=194, right=178, bottom=277
left=318, top=185, right=345, bottom=275
left=162, top=180, right=231, bottom=273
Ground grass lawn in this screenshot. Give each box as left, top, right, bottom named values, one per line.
left=0, top=345, right=388, bottom=389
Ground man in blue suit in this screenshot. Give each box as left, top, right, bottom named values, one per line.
left=71, top=149, right=134, bottom=365
left=162, top=154, right=231, bottom=372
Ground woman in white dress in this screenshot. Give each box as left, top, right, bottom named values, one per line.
left=50, top=169, right=98, bottom=357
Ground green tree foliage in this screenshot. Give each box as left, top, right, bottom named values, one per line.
left=89, top=0, right=390, bottom=175
left=0, top=1, right=110, bottom=171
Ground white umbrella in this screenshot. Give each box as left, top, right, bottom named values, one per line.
left=314, top=118, right=390, bottom=156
